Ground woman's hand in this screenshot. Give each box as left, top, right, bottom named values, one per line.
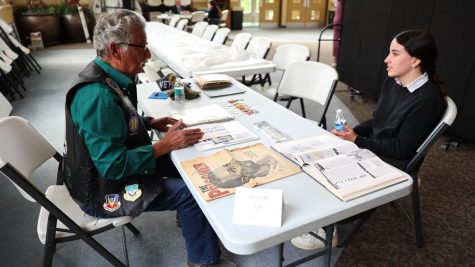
left=331, top=124, right=358, bottom=142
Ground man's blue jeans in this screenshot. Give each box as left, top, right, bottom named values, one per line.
left=145, top=177, right=221, bottom=265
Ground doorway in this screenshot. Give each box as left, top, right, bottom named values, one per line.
left=242, top=0, right=260, bottom=27
left=286, top=0, right=327, bottom=27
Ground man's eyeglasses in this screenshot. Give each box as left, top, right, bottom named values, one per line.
left=117, top=42, right=148, bottom=51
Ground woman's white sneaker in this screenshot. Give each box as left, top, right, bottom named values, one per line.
left=290, top=228, right=338, bottom=250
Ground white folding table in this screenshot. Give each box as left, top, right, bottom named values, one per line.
left=137, top=80, right=413, bottom=266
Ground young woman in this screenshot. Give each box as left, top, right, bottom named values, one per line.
left=206, top=0, right=222, bottom=25
left=292, top=29, right=447, bottom=251
left=332, top=29, right=446, bottom=171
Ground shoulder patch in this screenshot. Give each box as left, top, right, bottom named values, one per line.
left=105, top=78, right=124, bottom=97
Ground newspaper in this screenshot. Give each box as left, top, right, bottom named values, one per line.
left=169, top=104, right=234, bottom=126
left=192, top=120, right=259, bottom=151
left=181, top=143, right=301, bottom=201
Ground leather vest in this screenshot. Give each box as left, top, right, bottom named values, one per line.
left=63, top=61, right=162, bottom=218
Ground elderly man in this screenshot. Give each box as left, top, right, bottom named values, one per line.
left=63, top=9, right=234, bottom=267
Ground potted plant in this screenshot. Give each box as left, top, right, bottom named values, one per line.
left=14, top=1, right=61, bottom=46
left=58, top=0, right=95, bottom=42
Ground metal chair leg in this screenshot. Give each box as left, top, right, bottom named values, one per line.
left=121, top=226, right=130, bottom=267
left=299, top=98, right=306, bottom=118
left=412, top=181, right=424, bottom=248
left=43, top=214, right=58, bottom=267
left=324, top=225, right=335, bottom=267
left=125, top=223, right=140, bottom=235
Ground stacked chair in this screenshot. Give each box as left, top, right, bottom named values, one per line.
left=0, top=19, right=42, bottom=101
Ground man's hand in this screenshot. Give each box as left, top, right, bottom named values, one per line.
left=148, top=116, right=187, bottom=132
left=151, top=120, right=204, bottom=157
left=331, top=124, right=357, bottom=142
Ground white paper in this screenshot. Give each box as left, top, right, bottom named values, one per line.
left=233, top=187, right=283, bottom=228
left=169, top=104, right=234, bottom=126
left=192, top=120, right=259, bottom=151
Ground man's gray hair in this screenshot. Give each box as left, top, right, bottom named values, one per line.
left=93, top=9, right=146, bottom=58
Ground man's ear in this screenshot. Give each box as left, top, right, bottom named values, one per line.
left=108, top=43, right=122, bottom=60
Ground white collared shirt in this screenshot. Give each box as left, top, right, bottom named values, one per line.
left=395, top=73, right=429, bottom=93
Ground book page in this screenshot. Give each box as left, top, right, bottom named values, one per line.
left=191, top=120, right=259, bottom=151
left=272, top=134, right=358, bottom=166
left=169, top=104, right=234, bottom=126
left=312, top=156, right=403, bottom=192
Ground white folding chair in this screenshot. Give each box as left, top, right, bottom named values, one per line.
left=273, top=61, right=338, bottom=129
left=168, top=16, right=180, bottom=27
left=190, top=11, right=207, bottom=24
left=163, top=0, right=175, bottom=7
left=191, top=21, right=208, bottom=37
left=175, top=18, right=189, bottom=31
left=212, top=27, right=230, bottom=44
left=0, top=58, right=25, bottom=99
left=260, top=44, right=310, bottom=89
left=147, top=0, right=162, bottom=6
left=219, top=9, right=229, bottom=28
left=0, top=22, right=41, bottom=74
left=241, top=37, right=271, bottom=85
left=201, top=24, right=219, bottom=41
left=0, top=92, right=12, bottom=117
left=0, top=116, right=140, bottom=266
left=230, top=32, right=252, bottom=50
left=245, top=36, right=271, bottom=59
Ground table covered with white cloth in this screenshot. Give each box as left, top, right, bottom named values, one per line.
left=146, top=22, right=276, bottom=78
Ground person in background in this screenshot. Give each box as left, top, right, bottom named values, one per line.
left=171, top=0, right=188, bottom=14
left=332, top=0, right=342, bottom=67
left=291, top=29, right=446, bottom=250
left=63, top=9, right=235, bottom=267
left=206, top=0, right=222, bottom=25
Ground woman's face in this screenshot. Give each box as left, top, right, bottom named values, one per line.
left=384, top=39, right=417, bottom=78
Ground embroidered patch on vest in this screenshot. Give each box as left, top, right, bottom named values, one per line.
left=123, top=184, right=142, bottom=202
left=103, top=194, right=121, bottom=212
left=129, top=116, right=139, bottom=132
left=105, top=78, right=123, bottom=97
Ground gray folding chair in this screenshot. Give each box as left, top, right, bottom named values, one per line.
left=396, top=96, right=457, bottom=248
left=337, top=97, right=458, bottom=249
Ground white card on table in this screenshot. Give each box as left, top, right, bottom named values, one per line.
left=233, top=187, right=283, bottom=228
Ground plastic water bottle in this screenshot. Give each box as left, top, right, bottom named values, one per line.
left=174, top=79, right=185, bottom=104
left=334, top=109, right=347, bottom=132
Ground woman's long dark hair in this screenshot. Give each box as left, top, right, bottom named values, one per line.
left=395, top=29, right=447, bottom=98
left=209, top=0, right=222, bottom=17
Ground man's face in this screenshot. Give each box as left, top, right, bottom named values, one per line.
left=118, top=27, right=151, bottom=77
left=212, top=159, right=243, bottom=182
